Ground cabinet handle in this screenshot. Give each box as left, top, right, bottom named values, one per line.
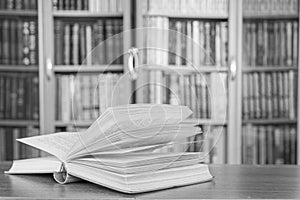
left=229, top=58, right=237, bottom=81
left=128, top=47, right=139, bottom=80
left=46, top=58, right=53, bottom=80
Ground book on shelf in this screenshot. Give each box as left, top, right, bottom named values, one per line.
left=0, top=126, right=39, bottom=161
left=0, top=19, right=38, bottom=66
left=243, top=0, right=298, bottom=16
left=0, top=72, right=39, bottom=120
left=6, top=104, right=212, bottom=193
left=56, top=73, right=125, bottom=122
left=243, top=20, right=298, bottom=67
left=242, top=71, right=296, bottom=120
left=0, top=0, right=37, bottom=10
left=54, top=19, right=123, bottom=65
left=52, top=0, right=123, bottom=12
left=144, top=17, right=228, bottom=67
left=242, top=124, right=297, bottom=165
left=143, top=0, right=228, bottom=15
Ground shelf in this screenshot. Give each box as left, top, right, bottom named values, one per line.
left=144, top=65, right=228, bottom=74
left=144, top=12, right=228, bottom=19
left=0, top=65, right=38, bottom=72
left=0, top=10, right=38, bottom=16
left=54, top=65, right=124, bottom=73
left=53, top=11, right=123, bottom=18
left=55, top=121, right=92, bottom=127
left=243, top=66, right=297, bottom=72
left=243, top=13, right=298, bottom=19
left=183, top=118, right=227, bottom=126
left=243, top=118, right=297, bottom=125
left=0, top=120, right=39, bottom=127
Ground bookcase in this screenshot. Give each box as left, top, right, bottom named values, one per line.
left=39, top=0, right=132, bottom=134
left=134, top=0, right=300, bottom=165
left=0, top=0, right=40, bottom=160
left=1, top=0, right=300, bottom=165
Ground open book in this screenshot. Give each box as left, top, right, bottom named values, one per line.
left=6, top=104, right=213, bottom=193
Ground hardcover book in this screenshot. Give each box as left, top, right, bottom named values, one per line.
left=6, top=104, right=212, bottom=193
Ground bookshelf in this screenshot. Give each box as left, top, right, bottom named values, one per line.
left=39, top=0, right=132, bottom=135
left=135, top=0, right=231, bottom=163
left=0, top=0, right=40, bottom=161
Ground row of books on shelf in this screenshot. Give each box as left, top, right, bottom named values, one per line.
left=0, top=126, right=39, bottom=161
left=144, top=17, right=228, bottom=67
left=242, top=124, right=297, bottom=165
left=56, top=73, right=122, bottom=121
left=0, top=0, right=37, bottom=10
left=144, top=0, right=228, bottom=15
left=0, top=72, right=39, bottom=120
left=54, top=19, right=123, bottom=66
left=243, top=0, right=298, bottom=15
left=242, top=71, right=296, bottom=120
left=145, top=70, right=227, bottom=120
left=0, top=19, right=38, bottom=66
left=53, top=0, right=123, bottom=12
left=243, top=20, right=298, bottom=67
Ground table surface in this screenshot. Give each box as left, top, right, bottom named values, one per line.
left=1, top=162, right=300, bottom=199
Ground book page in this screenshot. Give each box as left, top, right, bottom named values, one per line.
left=18, top=132, right=80, bottom=161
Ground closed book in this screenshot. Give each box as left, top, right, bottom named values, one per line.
left=248, top=73, right=254, bottom=119
left=29, top=21, right=37, bottom=65
left=5, top=75, right=11, bottom=119
left=192, top=20, right=200, bottom=67
left=262, top=21, right=268, bottom=66
left=54, top=20, right=64, bottom=65
left=273, top=22, right=280, bottom=65
left=10, top=20, right=17, bottom=65
left=260, top=72, right=267, bottom=119
left=274, top=127, right=284, bottom=164
left=271, top=72, right=279, bottom=118
left=2, top=20, right=10, bottom=64
left=286, top=21, right=293, bottom=66
left=23, top=21, right=30, bottom=65
left=292, top=22, right=298, bottom=66
left=0, top=128, right=5, bottom=161
left=204, top=22, right=211, bottom=65
left=199, top=21, right=205, bottom=65
left=290, top=127, right=297, bottom=164
left=267, top=22, right=274, bottom=65
left=25, top=73, right=32, bottom=119
left=250, top=23, right=256, bottom=66
left=215, top=22, right=221, bottom=66
left=186, top=21, right=192, bottom=66
left=266, top=126, right=274, bottom=164
left=283, top=126, right=290, bottom=164
left=242, top=74, right=249, bottom=119
left=282, top=72, right=289, bottom=118
left=175, top=21, right=182, bottom=65
left=71, top=23, right=79, bottom=65
left=79, top=24, right=86, bottom=64
left=279, top=22, right=286, bottom=65
left=0, top=76, right=4, bottom=119
left=61, top=75, right=71, bottom=121
left=105, top=20, right=114, bottom=65
left=17, top=20, right=23, bottom=65
left=256, top=22, right=263, bottom=66
left=277, top=72, right=284, bottom=117
left=12, top=128, right=20, bottom=160
left=220, top=22, right=228, bottom=66
left=266, top=73, right=272, bottom=119
left=258, top=126, right=266, bottom=164
left=64, top=24, right=71, bottom=65
left=288, top=70, right=296, bottom=119
left=85, top=25, right=92, bottom=66
left=10, top=74, right=18, bottom=119
left=253, top=72, right=260, bottom=118
left=31, top=75, right=39, bottom=120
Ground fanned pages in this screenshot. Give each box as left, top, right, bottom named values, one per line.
left=6, top=104, right=213, bottom=193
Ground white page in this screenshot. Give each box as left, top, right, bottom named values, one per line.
left=66, top=104, right=193, bottom=159
left=18, top=132, right=80, bottom=161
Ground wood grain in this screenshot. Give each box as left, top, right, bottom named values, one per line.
left=1, top=163, right=300, bottom=199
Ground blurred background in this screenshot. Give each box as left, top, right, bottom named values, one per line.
left=0, top=0, right=299, bottom=165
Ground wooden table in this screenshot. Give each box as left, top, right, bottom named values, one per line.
left=1, top=162, right=300, bottom=199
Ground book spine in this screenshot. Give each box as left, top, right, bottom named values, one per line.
left=72, top=23, right=79, bottom=65
left=54, top=20, right=64, bottom=65
left=3, top=19, right=10, bottom=65
left=10, top=20, right=17, bottom=65
left=23, top=21, right=30, bottom=65
left=64, top=24, right=71, bottom=65
left=29, top=21, right=37, bottom=65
